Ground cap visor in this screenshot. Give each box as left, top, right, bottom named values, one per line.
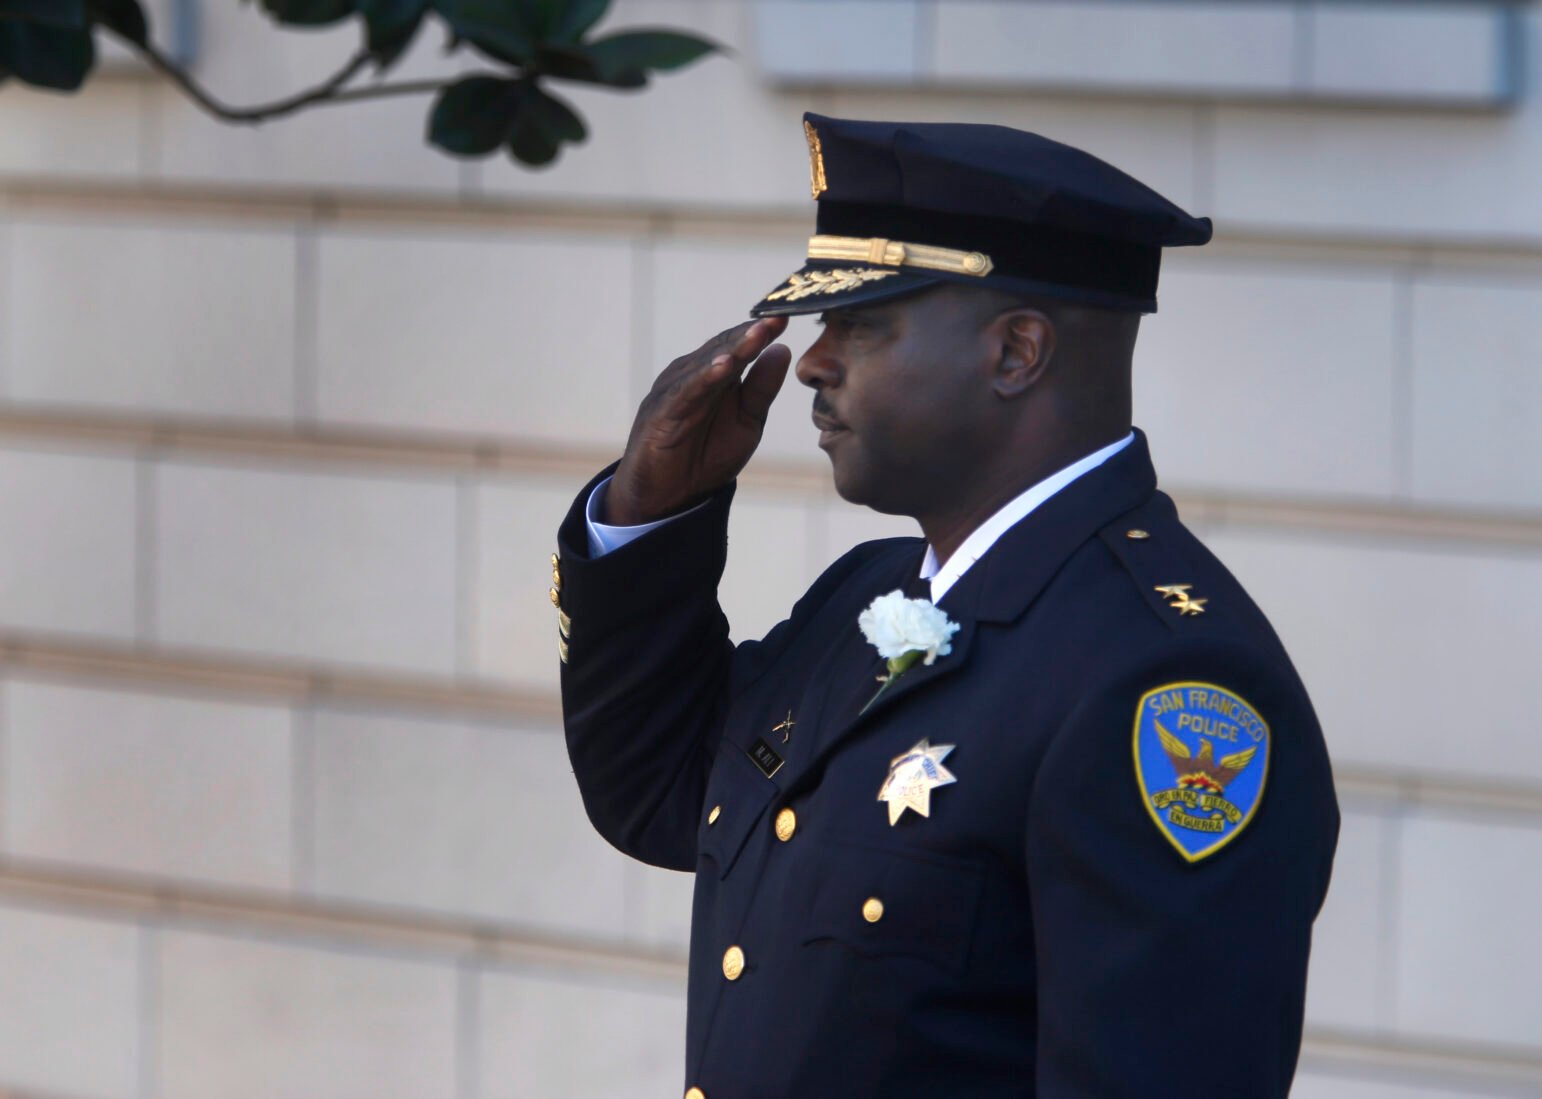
left=748, top=262, right=940, bottom=318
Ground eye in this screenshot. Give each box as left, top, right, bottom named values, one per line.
left=819, top=312, right=863, bottom=332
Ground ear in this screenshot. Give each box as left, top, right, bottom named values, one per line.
left=991, top=308, right=1056, bottom=399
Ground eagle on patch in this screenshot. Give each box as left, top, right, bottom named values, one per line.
left=1156, top=720, right=1257, bottom=794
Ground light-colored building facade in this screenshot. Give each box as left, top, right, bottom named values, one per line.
left=0, top=2, right=1538, bottom=1096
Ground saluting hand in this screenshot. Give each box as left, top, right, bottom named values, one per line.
left=604, top=317, right=792, bottom=526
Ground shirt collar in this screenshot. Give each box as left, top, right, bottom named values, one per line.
left=919, top=431, right=1135, bottom=602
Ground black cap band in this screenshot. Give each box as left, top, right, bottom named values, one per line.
left=816, top=201, right=1162, bottom=308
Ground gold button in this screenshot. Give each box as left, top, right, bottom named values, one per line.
left=557, top=635, right=569, bottom=664
left=549, top=586, right=561, bottom=607
left=551, top=566, right=562, bottom=591
left=685, top=1089, right=706, bottom=1099
left=550, top=553, right=560, bottom=568
left=774, top=807, right=797, bottom=842
left=707, top=804, right=721, bottom=825
left=862, top=897, right=884, bottom=923
left=722, top=945, right=745, bottom=980
left=557, top=607, right=572, bottom=639
left=1126, top=529, right=1150, bottom=540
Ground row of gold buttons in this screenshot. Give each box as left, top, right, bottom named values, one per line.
left=708, top=799, right=885, bottom=989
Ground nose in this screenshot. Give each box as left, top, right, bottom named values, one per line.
left=795, top=329, right=840, bottom=390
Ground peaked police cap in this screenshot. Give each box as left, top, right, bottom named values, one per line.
left=750, top=113, right=1212, bottom=317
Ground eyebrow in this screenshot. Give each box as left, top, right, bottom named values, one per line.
left=818, top=306, right=883, bottom=325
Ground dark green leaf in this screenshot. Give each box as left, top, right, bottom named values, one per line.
left=585, top=29, right=716, bottom=81
left=521, top=0, right=564, bottom=38
left=258, top=0, right=357, bottom=27
left=522, top=43, right=591, bottom=78
left=506, top=114, right=557, bottom=165
left=506, top=81, right=584, bottom=166
left=0, top=21, right=94, bottom=88
left=359, top=0, right=430, bottom=68
left=528, top=43, right=643, bottom=88
left=437, top=0, right=536, bottom=65
left=428, top=73, right=519, bottom=156
left=0, top=0, right=86, bottom=28
left=551, top=0, right=608, bottom=44
left=528, top=82, right=584, bottom=141
left=88, top=0, right=148, bottom=46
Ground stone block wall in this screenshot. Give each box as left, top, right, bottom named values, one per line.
left=0, top=2, right=1538, bottom=1096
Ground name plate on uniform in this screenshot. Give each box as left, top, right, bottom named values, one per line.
left=747, top=737, right=785, bottom=779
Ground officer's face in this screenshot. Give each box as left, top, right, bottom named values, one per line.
left=796, top=286, right=1008, bottom=516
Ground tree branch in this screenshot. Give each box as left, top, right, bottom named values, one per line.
left=118, top=31, right=456, bottom=125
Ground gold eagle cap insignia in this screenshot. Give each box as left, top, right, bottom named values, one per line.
left=804, top=120, right=828, bottom=199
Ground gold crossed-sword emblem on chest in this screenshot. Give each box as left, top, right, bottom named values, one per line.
left=771, top=711, right=796, bottom=743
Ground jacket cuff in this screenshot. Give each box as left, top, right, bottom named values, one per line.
left=554, top=462, right=737, bottom=632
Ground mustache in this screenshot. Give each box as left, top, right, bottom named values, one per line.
left=812, top=394, right=839, bottom=422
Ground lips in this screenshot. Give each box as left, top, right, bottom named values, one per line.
left=811, top=397, right=847, bottom=436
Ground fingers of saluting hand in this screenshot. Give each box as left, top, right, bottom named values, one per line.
left=671, top=316, right=790, bottom=409
left=736, top=342, right=792, bottom=427
left=728, top=315, right=789, bottom=366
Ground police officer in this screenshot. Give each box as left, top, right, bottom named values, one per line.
left=551, top=114, right=1339, bottom=1098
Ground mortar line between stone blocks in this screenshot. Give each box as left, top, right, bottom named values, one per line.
left=631, top=234, right=656, bottom=409
left=459, top=161, right=482, bottom=204
left=805, top=495, right=829, bottom=588
left=0, top=218, right=11, bottom=399
left=456, top=475, right=479, bottom=680
left=137, top=922, right=160, bottom=1099
left=0, top=676, right=8, bottom=857
left=622, top=862, right=641, bottom=950
left=135, top=457, right=158, bottom=644
left=138, top=74, right=163, bottom=181
left=1292, top=1, right=1316, bottom=94
left=456, top=956, right=481, bottom=1099
left=1389, top=268, right=1416, bottom=500
left=291, top=704, right=315, bottom=897
left=1378, top=801, right=1405, bottom=1034
left=1499, top=2, right=1525, bottom=107
left=1191, top=105, right=1216, bottom=216
left=914, top=0, right=936, bottom=79
left=294, top=224, right=320, bottom=428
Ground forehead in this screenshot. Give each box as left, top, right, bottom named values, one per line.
left=817, top=284, right=990, bottom=328
left=816, top=285, right=951, bottom=324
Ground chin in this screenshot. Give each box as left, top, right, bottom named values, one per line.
left=828, top=459, right=912, bottom=516
left=827, top=455, right=874, bottom=508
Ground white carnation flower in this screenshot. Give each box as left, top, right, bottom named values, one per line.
left=858, top=590, right=961, bottom=667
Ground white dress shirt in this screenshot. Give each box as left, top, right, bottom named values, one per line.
left=583, top=431, right=1135, bottom=603
left=918, top=431, right=1132, bottom=601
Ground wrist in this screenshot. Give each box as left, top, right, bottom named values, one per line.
left=602, top=483, right=692, bottom=527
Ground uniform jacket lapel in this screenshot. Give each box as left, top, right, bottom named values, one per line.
left=789, top=431, right=1159, bottom=789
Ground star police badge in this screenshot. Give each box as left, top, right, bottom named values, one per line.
left=878, top=739, right=956, bottom=825
left=1133, top=682, right=1270, bottom=862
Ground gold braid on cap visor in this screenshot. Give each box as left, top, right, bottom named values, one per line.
left=762, top=236, right=996, bottom=303
left=806, top=235, right=994, bottom=277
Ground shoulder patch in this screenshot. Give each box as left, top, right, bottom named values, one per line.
left=1132, top=682, right=1270, bottom=863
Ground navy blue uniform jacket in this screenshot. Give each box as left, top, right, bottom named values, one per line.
left=555, top=430, right=1339, bottom=1098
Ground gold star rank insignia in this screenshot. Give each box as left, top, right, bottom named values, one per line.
left=877, top=739, right=957, bottom=825
left=1155, top=583, right=1208, bottom=616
